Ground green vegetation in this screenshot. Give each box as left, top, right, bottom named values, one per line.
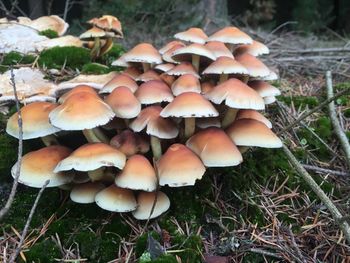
left=1, top=51, right=36, bottom=66
left=38, top=46, right=91, bottom=70
left=39, top=29, right=59, bottom=39
left=81, top=62, right=111, bottom=74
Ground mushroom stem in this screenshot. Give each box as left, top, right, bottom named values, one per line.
left=88, top=167, right=105, bottom=181
left=124, top=119, right=130, bottom=127
left=192, top=54, right=200, bottom=72
left=219, top=74, right=228, bottom=84
left=239, top=146, right=249, bottom=154
left=184, top=117, right=196, bottom=139
left=82, top=128, right=109, bottom=143
left=242, top=75, right=249, bottom=84
left=142, top=63, right=150, bottom=73
left=150, top=136, right=162, bottom=160
left=100, top=37, right=114, bottom=56
left=41, top=135, right=59, bottom=146
left=91, top=37, right=101, bottom=59
left=226, top=43, right=234, bottom=53
left=221, top=108, right=238, bottom=128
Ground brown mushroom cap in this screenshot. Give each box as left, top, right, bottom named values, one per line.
left=196, top=117, right=221, bottom=129
left=49, top=92, right=115, bottom=130
left=54, top=143, right=126, bottom=172
left=236, top=109, right=272, bottom=128
left=171, top=43, right=216, bottom=63
left=235, top=53, right=270, bottom=78
left=154, top=63, right=175, bottom=73
left=202, top=56, right=248, bottom=75
left=205, top=78, right=265, bottom=110
left=58, top=85, right=99, bottom=103
left=12, top=145, right=73, bottom=188
left=70, top=182, right=105, bottom=204
left=89, top=15, right=123, bottom=36
left=205, top=41, right=234, bottom=59
left=208, top=27, right=253, bottom=45
left=174, top=27, right=208, bottom=44
left=100, top=74, right=138, bottom=94
left=6, top=102, right=60, bottom=140
left=80, top=26, right=109, bottom=40
left=123, top=43, right=162, bottom=64
left=235, top=40, right=269, bottom=57
left=165, top=62, right=200, bottom=78
left=130, top=106, right=179, bottom=139
left=159, top=40, right=185, bottom=54
left=115, top=155, right=157, bottom=191
left=226, top=119, right=282, bottom=148
left=132, top=191, right=170, bottom=220
left=171, top=74, right=201, bottom=96
left=135, top=80, right=174, bottom=104
left=29, top=15, right=68, bottom=36
left=111, top=54, right=131, bottom=67
left=135, top=70, right=162, bottom=82
left=157, top=144, right=206, bottom=187
left=110, top=130, right=150, bottom=157
left=105, top=86, right=141, bottom=119
left=95, top=185, right=137, bottom=212
left=200, top=81, right=215, bottom=95
left=248, top=81, right=281, bottom=97
left=161, top=92, right=218, bottom=118
left=186, top=127, right=242, bottom=167
left=123, top=67, right=142, bottom=80
left=162, top=44, right=184, bottom=64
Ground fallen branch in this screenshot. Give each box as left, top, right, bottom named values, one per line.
left=275, top=47, right=350, bottom=54
left=326, top=71, right=350, bottom=167
left=277, top=88, right=350, bottom=135
left=0, top=68, right=23, bottom=221
left=302, top=164, right=350, bottom=177
left=9, top=180, right=50, bottom=263
left=282, top=144, right=350, bottom=244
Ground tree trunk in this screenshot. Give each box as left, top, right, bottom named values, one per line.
left=28, top=0, right=44, bottom=19
left=202, top=0, right=229, bottom=33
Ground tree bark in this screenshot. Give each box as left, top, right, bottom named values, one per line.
left=28, top=0, right=44, bottom=19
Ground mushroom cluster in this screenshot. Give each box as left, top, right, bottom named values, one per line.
left=80, top=15, right=123, bottom=58
left=6, top=26, right=282, bottom=220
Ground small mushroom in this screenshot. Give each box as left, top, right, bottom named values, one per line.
left=132, top=191, right=170, bottom=220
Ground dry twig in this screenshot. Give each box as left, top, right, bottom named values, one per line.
left=326, top=71, right=350, bottom=167
left=0, top=67, right=23, bottom=221
left=9, top=180, right=50, bottom=263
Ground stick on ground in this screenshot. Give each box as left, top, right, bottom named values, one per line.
left=326, top=71, right=350, bottom=167
left=282, top=144, right=350, bottom=243
left=9, top=180, right=50, bottom=263
left=0, top=68, right=23, bottom=221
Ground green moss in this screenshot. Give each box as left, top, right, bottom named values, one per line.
left=81, top=62, right=110, bottom=74
left=151, top=254, right=178, bottom=262
left=171, top=234, right=202, bottom=262
left=22, top=239, right=60, bottom=263
left=0, top=134, right=18, bottom=180
left=38, top=46, right=91, bottom=70
left=2, top=51, right=35, bottom=65
left=0, top=65, right=8, bottom=73
left=279, top=95, right=319, bottom=109
left=135, top=231, right=161, bottom=258
left=100, top=44, right=125, bottom=66
left=39, top=29, right=59, bottom=39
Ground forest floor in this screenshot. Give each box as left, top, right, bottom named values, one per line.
left=0, top=33, right=350, bottom=263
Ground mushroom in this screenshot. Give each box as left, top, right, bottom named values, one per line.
left=208, top=26, right=253, bottom=52
left=171, top=43, right=216, bottom=72
left=110, top=130, right=150, bottom=157
left=204, top=78, right=265, bottom=128
left=171, top=74, right=201, bottom=96
left=165, top=62, right=200, bottom=78
left=174, top=27, right=208, bottom=44
left=132, top=191, right=170, bottom=220
left=129, top=106, right=178, bottom=159
left=135, top=80, right=174, bottom=105
left=135, top=70, right=162, bottom=83
left=196, top=117, right=221, bottom=129
left=234, top=40, right=269, bottom=57
left=49, top=91, right=114, bottom=143
left=205, top=41, right=234, bottom=59
left=70, top=182, right=105, bottom=204
left=6, top=102, right=60, bottom=146
left=248, top=80, right=281, bottom=105
left=115, top=155, right=157, bottom=191
left=12, top=145, right=73, bottom=188
left=236, top=109, right=272, bottom=128
left=235, top=53, right=270, bottom=81
left=100, top=73, right=138, bottom=94
left=160, top=92, right=218, bottom=139
left=95, top=185, right=137, bottom=212
left=123, top=43, right=162, bottom=72
left=157, top=144, right=206, bottom=187
left=226, top=119, right=282, bottom=153
left=159, top=40, right=185, bottom=54
left=186, top=127, right=242, bottom=167
left=58, top=85, right=99, bottom=103
left=54, top=142, right=126, bottom=182
left=162, top=44, right=184, bottom=64
left=80, top=26, right=112, bottom=59
left=202, top=56, right=248, bottom=83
